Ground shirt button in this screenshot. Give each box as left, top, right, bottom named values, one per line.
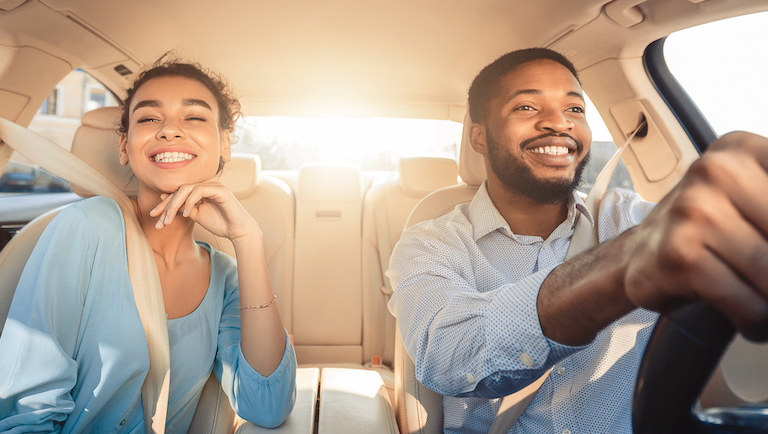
left=466, top=372, right=475, bottom=383
left=557, top=366, right=566, bottom=375
left=562, top=429, right=572, bottom=434
left=519, top=352, right=534, bottom=367
left=119, top=419, right=126, bottom=426
left=542, top=243, right=547, bottom=250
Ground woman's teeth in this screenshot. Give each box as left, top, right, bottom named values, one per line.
left=151, top=152, right=195, bottom=163
left=530, top=146, right=569, bottom=156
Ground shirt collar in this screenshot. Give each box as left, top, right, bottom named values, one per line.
left=467, top=182, right=595, bottom=242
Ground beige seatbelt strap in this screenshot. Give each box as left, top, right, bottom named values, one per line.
left=488, top=121, right=646, bottom=434
left=0, top=119, right=170, bottom=433
left=373, top=183, right=397, bottom=364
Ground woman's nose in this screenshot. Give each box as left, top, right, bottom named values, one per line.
left=156, top=120, right=185, bottom=140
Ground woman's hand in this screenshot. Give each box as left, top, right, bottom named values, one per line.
left=149, top=178, right=260, bottom=242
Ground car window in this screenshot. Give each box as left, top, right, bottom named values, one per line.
left=231, top=94, right=634, bottom=192
left=664, top=11, right=768, bottom=138
left=581, top=94, right=634, bottom=193
left=233, top=117, right=462, bottom=171
left=0, top=69, right=120, bottom=197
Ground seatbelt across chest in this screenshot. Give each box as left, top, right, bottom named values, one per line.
left=488, top=120, right=647, bottom=434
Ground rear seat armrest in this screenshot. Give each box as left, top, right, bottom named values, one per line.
left=317, top=367, right=399, bottom=434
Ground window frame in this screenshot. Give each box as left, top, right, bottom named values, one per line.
left=643, top=38, right=717, bottom=154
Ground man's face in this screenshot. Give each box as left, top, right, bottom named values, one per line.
left=477, top=59, right=592, bottom=204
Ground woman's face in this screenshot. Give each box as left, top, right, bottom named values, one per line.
left=119, top=75, right=230, bottom=195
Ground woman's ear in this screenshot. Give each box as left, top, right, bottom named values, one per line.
left=469, top=122, right=489, bottom=156
left=118, top=134, right=130, bottom=166
left=220, top=130, right=232, bottom=162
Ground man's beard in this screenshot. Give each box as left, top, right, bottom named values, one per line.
left=486, top=130, right=590, bottom=205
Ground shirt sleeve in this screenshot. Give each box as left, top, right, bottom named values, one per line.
left=597, top=188, right=656, bottom=243
left=214, top=261, right=297, bottom=428
left=387, top=222, right=583, bottom=399
left=0, top=205, right=93, bottom=433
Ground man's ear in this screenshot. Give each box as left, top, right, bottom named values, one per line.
left=118, top=134, right=129, bottom=166
left=469, top=122, right=489, bottom=156
left=220, top=130, right=232, bottom=162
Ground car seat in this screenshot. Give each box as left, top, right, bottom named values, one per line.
left=392, top=114, right=484, bottom=433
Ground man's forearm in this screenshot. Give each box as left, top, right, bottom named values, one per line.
left=537, top=227, right=636, bottom=346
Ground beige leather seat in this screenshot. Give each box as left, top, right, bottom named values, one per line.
left=290, top=158, right=458, bottom=378
left=393, top=114, right=486, bottom=434
left=0, top=107, right=315, bottom=434
left=361, top=157, right=459, bottom=379
left=289, top=163, right=399, bottom=433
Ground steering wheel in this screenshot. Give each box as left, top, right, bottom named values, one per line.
left=633, top=303, right=768, bottom=433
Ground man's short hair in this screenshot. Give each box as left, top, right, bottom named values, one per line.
left=468, top=48, right=580, bottom=124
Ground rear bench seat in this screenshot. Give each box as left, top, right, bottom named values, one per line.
left=287, top=158, right=457, bottom=432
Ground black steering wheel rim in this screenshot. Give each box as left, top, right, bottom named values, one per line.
left=633, top=303, right=768, bottom=433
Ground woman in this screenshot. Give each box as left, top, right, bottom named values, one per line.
left=0, top=59, right=296, bottom=432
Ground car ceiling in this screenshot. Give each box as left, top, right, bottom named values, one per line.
left=1, top=0, right=767, bottom=121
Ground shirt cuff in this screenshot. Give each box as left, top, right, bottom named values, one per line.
left=238, top=329, right=296, bottom=386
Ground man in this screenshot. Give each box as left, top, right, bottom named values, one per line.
left=387, top=48, right=768, bottom=433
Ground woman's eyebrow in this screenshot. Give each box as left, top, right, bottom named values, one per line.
left=183, top=99, right=212, bottom=110
left=131, top=99, right=212, bottom=113
left=132, top=99, right=160, bottom=113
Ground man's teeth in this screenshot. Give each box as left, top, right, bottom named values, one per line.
left=151, top=152, right=195, bottom=163
left=530, top=146, right=569, bottom=156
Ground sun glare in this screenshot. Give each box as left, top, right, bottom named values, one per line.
left=234, top=117, right=462, bottom=170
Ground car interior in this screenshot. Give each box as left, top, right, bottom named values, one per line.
left=1, top=0, right=768, bottom=432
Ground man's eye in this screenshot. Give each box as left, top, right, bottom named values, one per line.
left=567, top=106, right=585, bottom=114
left=516, top=105, right=534, bottom=111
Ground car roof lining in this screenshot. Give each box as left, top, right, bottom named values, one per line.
left=1, top=0, right=767, bottom=121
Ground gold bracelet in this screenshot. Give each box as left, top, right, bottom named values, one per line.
left=240, top=294, right=277, bottom=310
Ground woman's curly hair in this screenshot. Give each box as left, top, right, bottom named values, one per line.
left=118, top=55, right=242, bottom=135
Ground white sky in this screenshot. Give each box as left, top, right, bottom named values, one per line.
left=587, top=10, right=768, bottom=142
left=664, top=11, right=768, bottom=138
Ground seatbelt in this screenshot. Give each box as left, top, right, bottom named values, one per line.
left=0, top=119, right=170, bottom=433
left=488, top=120, right=647, bottom=434
left=373, top=178, right=396, bottom=365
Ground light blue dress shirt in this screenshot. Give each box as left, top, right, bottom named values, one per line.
left=0, top=196, right=296, bottom=433
left=388, top=183, right=657, bottom=434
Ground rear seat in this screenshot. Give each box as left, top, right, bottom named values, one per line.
left=361, top=157, right=459, bottom=371
left=292, top=158, right=458, bottom=372
left=293, top=159, right=457, bottom=433
left=292, top=163, right=365, bottom=365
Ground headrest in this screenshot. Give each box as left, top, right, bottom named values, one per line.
left=219, top=153, right=261, bottom=197
left=458, top=112, right=486, bottom=187
left=398, top=156, right=458, bottom=198
left=70, top=107, right=139, bottom=198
